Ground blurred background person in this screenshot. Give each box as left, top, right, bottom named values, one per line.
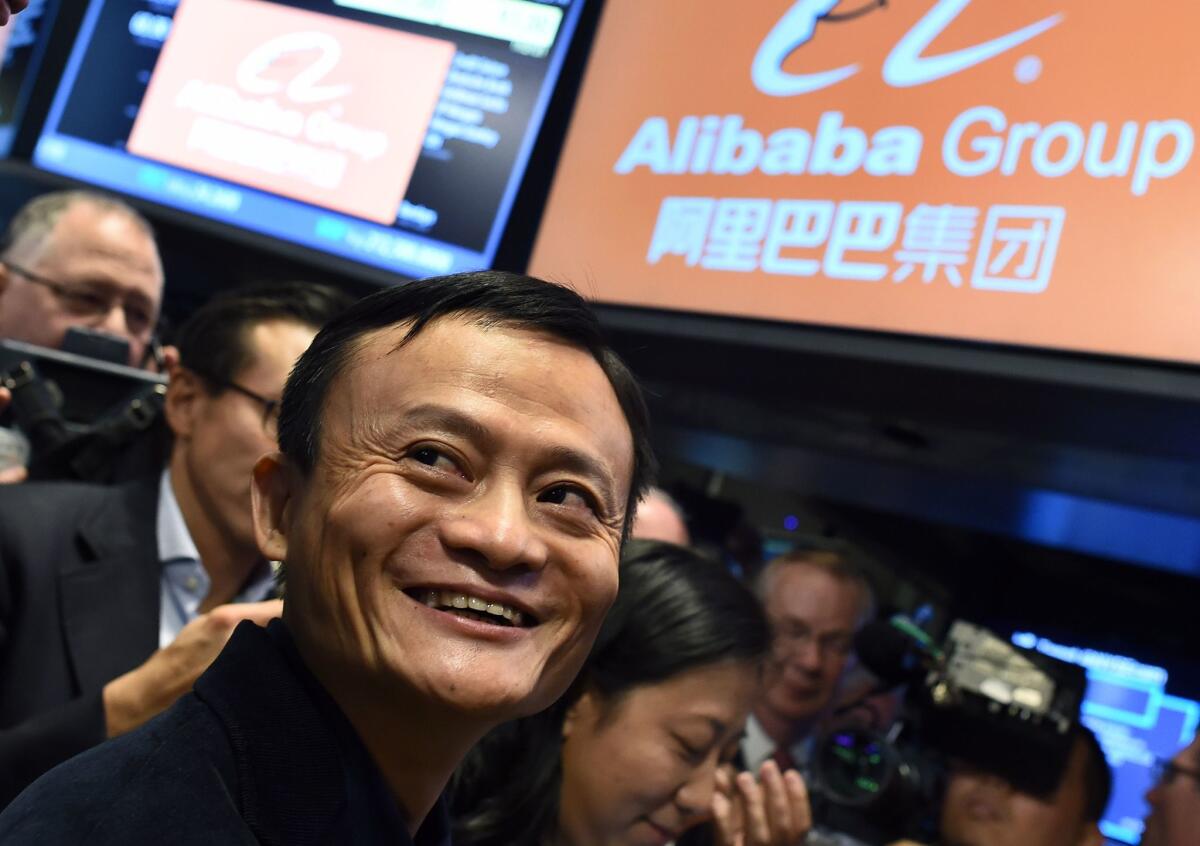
left=0, top=190, right=167, bottom=369
left=746, top=547, right=876, bottom=774
left=0, top=281, right=350, bottom=806
left=0, top=190, right=170, bottom=482
left=631, top=484, right=691, bottom=545
left=1140, top=730, right=1200, bottom=846
left=451, top=539, right=810, bottom=846
left=936, top=725, right=1110, bottom=846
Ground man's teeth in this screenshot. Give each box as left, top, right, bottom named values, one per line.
left=420, top=590, right=524, bottom=626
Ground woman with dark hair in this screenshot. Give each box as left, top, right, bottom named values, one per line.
left=451, top=540, right=811, bottom=846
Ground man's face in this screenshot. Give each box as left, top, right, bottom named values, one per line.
left=940, top=737, right=1102, bottom=846
left=270, top=318, right=634, bottom=720
left=172, top=319, right=316, bottom=552
left=1141, top=734, right=1200, bottom=846
left=0, top=201, right=163, bottom=367
left=759, top=564, right=865, bottom=726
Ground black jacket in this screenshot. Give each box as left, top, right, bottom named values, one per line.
left=0, top=478, right=162, bottom=806
left=0, top=619, right=452, bottom=845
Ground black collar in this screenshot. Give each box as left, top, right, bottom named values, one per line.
left=194, top=620, right=451, bottom=846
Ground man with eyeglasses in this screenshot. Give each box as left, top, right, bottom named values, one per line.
left=743, top=547, right=877, bottom=775
left=0, top=190, right=167, bottom=369
left=0, top=190, right=170, bottom=482
left=1141, top=731, right=1200, bottom=846
left=0, top=281, right=351, bottom=807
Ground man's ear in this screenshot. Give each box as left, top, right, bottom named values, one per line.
left=252, top=452, right=296, bottom=562
left=163, top=366, right=203, bottom=439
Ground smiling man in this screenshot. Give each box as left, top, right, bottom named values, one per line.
left=0, top=271, right=654, bottom=844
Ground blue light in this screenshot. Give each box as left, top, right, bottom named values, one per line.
left=783, top=514, right=800, bottom=531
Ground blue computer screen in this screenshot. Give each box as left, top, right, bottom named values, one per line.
left=0, top=0, right=60, bottom=156
left=1012, top=632, right=1200, bottom=844
left=31, top=0, right=584, bottom=280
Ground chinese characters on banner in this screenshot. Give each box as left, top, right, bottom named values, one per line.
left=648, top=198, right=1064, bottom=293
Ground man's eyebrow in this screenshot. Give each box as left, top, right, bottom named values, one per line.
left=400, top=404, right=491, bottom=443
left=543, top=444, right=622, bottom=515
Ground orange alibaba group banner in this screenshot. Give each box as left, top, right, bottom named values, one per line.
left=529, top=0, right=1200, bottom=364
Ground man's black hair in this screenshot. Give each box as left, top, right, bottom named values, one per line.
left=276, top=270, right=655, bottom=533
left=1078, top=725, right=1113, bottom=823
left=175, top=281, right=354, bottom=387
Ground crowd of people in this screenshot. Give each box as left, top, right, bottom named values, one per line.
left=0, top=186, right=1197, bottom=845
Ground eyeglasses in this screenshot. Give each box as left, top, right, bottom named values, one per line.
left=206, top=377, right=281, bottom=438
left=770, top=620, right=855, bottom=659
left=1152, top=757, right=1200, bottom=788
left=3, top=261, right=157, bottom=339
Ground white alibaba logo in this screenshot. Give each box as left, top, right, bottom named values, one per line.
left=235, top=31, right=352, bottom=105
left=753, top=0, right=1062, bottom=96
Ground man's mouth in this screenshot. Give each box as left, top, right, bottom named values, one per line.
left=406, top=588, right=535, bottom=628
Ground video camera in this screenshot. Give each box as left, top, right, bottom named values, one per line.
left=806, top=616, right=1088, bottom=845
left=0, top=331, right=167, bottom=481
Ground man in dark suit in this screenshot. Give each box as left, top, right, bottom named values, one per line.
left=0, top=282, right=350, bottom=805
left=0, top=271, right=655, bottom=843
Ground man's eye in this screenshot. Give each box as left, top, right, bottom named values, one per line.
left=406, top=446, right=462, bottom=476
left=126, top=308, right=153, bottom=334
left=538, top=484, right=597, bottom=514
left=67, top=291, right=109, bottom=313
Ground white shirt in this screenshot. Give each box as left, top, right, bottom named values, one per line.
left=156, top=469, right=276, bottom=648
left=741, top=712, right=813, bottom=774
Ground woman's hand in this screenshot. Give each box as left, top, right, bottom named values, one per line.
left=712, top=760, right=812, bottom=846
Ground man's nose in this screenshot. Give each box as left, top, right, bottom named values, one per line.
left=438, top=483, right=550, bottom=573
left=795, top=638, right=823, bottom=671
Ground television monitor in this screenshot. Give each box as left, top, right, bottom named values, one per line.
left=31, top=0, right=585, bottom=280
left=0, top=0, right=61, bottom=156
left=1012, top=631, right=1200, bottom=844
left=529, top=0, right=1200, bottom=365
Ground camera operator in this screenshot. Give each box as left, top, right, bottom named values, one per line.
left=0, top=190, right=167, bottom=369
left=1141, top=729, right=1200, bottom=846
left=888, top=726, right=1110, bottom=846
left=0, top=190, right=173, bottom=482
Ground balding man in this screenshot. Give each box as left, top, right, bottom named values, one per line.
left=0, top=190, right=165, bottom=369
left=631, top=485, right=690, bottom=545
left=744, top=548, right=876, bottom=774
